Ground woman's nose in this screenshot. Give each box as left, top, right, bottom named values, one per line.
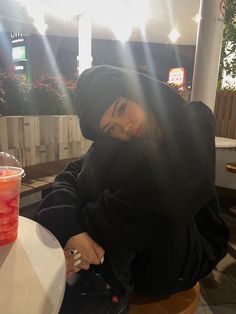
left=124, top=123, right=132, bottom=134
left=118, top=118, right=132, bottom=135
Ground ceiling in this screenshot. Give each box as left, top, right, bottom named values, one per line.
left=0, top=0, right=200, bottom=45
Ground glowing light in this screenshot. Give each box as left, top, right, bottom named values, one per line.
left=168, top=29, right=181, bottom=43
left=139, top=26, right=157, bottom=77
left=192, top=14, right=201, bottom=24
left=17, top=0, right=48, bottom=34
left=84, top=0, right=150, bottom=42
left=125, top=0, right=150, bottom=28
left=39, top=35, right=73, bottom=112
left=11, top=38, right=24, bottom=44
left=111, top=23, right=132, bottom=43
left=15, top=65, right=24, bottom=70
left=34, top=20, right=48, bottom=35
left=168, top=67, right=186, bottom=86
left=17, top=0, right=151, bottom=42
left=43, top=0, right=83, bottom=19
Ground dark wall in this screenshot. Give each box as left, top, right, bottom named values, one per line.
left=27, top=35, right=78, bottom=81
left=1, top=32, right=195, bottom=84
left=92, top=39, right=195, bottom=83
left=0, top=32, right=13, bottom=71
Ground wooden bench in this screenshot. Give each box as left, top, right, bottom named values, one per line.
left=20, top=158, right=79, bottom=198
left=129, top=282, right=200, bottom=314
left=226, top=161, right=236, bottom=174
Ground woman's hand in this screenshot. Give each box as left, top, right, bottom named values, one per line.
left=64, top=232, right=105, bottom=277
left=64, top=249, right=90, bottom=278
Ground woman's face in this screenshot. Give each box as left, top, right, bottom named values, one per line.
left=99, top=97, right=148, bottom=141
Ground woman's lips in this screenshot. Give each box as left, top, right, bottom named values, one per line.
left=132, top=125, right=142, bottom=138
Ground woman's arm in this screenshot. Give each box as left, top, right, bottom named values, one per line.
left=37, top=156, right=105, bottom=271
left=37, top=139, right=122, bottom=247
left=37, top=157, right=86, bottom=246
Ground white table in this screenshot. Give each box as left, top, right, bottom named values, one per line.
left=0, top=216, right=66, bottom=314
left=215, top=136, right=236, bottom=148
left=215, top=137, right=236, bottom=189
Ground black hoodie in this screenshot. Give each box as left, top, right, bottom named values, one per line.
left=38, top=100, right=229, bottom=272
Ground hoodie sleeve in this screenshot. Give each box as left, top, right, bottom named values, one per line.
left=37, top=158, right=85, bottom=247
left=37, top=139, right=123, bottom=247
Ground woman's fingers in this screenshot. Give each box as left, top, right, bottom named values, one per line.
left=92, top=243, right=105, bottom=265
left=64, top=249, right=92, bottom=274
left=64, top=249, right=81, bottom=273
left=72, top=253, right=90, bottom=271
left=72, top=262, right=89, bottom=271
left=66, top=270, right=75, bottom=279
left=64, top=233, right=105, bottom=265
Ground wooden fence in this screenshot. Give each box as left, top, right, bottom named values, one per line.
left=215, top=90, right=236, bottom=139
left=0, top=90, right=235, bottom=166
left=0, top=115, right=91, bottom=167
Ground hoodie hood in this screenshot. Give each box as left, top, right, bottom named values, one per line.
left=75, top=65, right=186, bottom=140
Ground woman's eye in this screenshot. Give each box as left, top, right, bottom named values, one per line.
left=117, top=102, right=127, bottom=116
left=106, top=126, right=115, bottom=135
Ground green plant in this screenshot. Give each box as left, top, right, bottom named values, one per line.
left=0, top=73, right=76, bottom=115
left=29, top=75, right=75, bottom=115
left=219, top=0, right=236, bottom=86
left=219, top=80, right=236, bottom=91
left=0, top=72, right=31, bottom=115
left=0, top=75, right=6, bottom=109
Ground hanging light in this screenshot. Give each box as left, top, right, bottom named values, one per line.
left=168, top=29, right=181, bottom=43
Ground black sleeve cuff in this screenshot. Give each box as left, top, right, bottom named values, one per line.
left=37, top=205, right=83, bottom=247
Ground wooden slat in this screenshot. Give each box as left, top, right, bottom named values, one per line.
left=12, top=116, right=20, bottom=149
left=49, top=116, right=55, bottom=145
left=18, top=117, right=25, bottom=152
left=19, top=158, right=78, bottom=198
left=20, top=180, right=50, bottom=195
left=214, top=91, right=236, bottom=139
left=226, top=92, right=234, bottom=138
left=0, top=115, right=90, bottom=167
left=38, top=144, right=46, bottom=164
left=230, top=93, right=236, bottom=139
left=23, top=179, right=50, bottom=189
left=0, top=117, right=8, bottom=151
left=39, top=115, right=46, bottom=146
left=215, top=91, right=224, bottom=136
left=20, top=184, right=34, bottom=197
left=214, top=92, right=220, bottom=118
left=226, top=162, right=236, bottom=174
left=221, top=91, right=232, bottom=137
left=23, top=116, right=31, bottom=148
left=34, top=116, right=40, bottom=147
left=22, top=158, right=78, bottom=181
left=59, top=142, right=69, bottom=160
left=37, top=175, right=56, bottom=184
left=58, top=116, right=64, bottom=144
left=45, top=144, right=56, bottom=162
left=7, top=117, right=14, bottom=150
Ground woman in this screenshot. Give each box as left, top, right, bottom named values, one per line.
left=38, top=65, right=229, bottom=314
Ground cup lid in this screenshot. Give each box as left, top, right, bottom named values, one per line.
left=0, top=166, right=25, bottom=181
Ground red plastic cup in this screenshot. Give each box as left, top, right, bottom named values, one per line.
left=0, top=166, right=24, bottom=246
